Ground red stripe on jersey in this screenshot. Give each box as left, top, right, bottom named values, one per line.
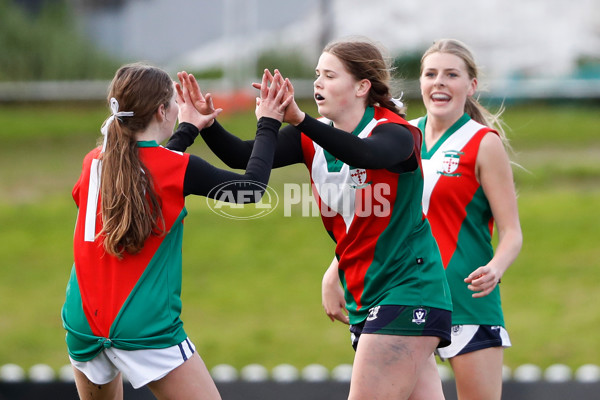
left=300, top=132, right=316, bottom=171
left=338, top=179, right=398, bottom=311
left=72, top=146, right=188, bottom=338
left=300, top=108, right=421, bottom=311
left=427, top=128, right=492, bottom=267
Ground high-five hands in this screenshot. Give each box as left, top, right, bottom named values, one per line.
left=255, top=69, right=293, bottom=122
left=253, top=69, right=305, bottom=126
left=177, top=71, right=222, bottom=129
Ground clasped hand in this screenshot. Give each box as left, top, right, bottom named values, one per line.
left=254, top=69, right=293, bottom=122
left=253, top=69, right=304, bottom=125
left=178, top=68, right=303, bottom=128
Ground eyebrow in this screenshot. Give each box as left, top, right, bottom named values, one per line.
left=424, top=67, right=461, bottom=73
left=316, top=68, right=337, bottom=75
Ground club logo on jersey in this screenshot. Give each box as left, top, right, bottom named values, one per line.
left=411, top=308, right=427, bottom=325
left=366, top=305, right=380, bottom=321
left=349, top=168, right=369, bottom=189
left=438, top=150, right=463, bottom=177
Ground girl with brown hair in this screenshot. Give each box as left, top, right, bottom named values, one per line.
left=62, top=63, right=289, bottom=399
left=178, top=37, right=452, bottom=400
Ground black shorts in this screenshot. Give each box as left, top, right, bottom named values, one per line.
left=349, top=305, right=452, bottom=351
left=436, top=325, right=511, bottom=360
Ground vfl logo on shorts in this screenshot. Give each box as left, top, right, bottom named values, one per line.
left=411, top=308, right=427, bottom=325
left=366, top=306, right=380, bottom=321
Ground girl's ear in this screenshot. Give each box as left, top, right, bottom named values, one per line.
left=356, top=79, right=371, bottom=98
left=155, top=103, right=166, bottom=122
left=467, top=77, right=478, bottom=97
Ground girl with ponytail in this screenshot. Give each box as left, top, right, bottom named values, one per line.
left=180, top=37, right=453, bottom=400
left=63, top=62, right=289, bottom=399
left=412, top=39, right=523, bottom=400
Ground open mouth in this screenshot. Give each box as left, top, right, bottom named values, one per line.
left=315, top=93, right=325, bottom=101
left=431, top=93, right=450, bottom=103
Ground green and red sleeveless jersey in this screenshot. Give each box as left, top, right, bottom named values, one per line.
left=62, top=141, right=190, bottom=361
left=301, top=107, right=452, bottom=325
left=414, top=113, right=504, bottom=326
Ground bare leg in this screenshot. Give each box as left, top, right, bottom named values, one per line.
left=147, top=352, right=222, bottom=400
left=348, top=334, right=441, bottom=400
left=408, top=354, right=445, bottom=400
left=73, top=367, right=123, bottom=400
left=449, top=347, right=503, bottom=400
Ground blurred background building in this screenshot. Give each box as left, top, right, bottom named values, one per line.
left=69, top=0, right=600, bottom=77
left=4, top=0, right=600, bottom=100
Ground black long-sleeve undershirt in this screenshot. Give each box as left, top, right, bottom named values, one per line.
left=164, top=120, right=280, bottom=200
left=193, top=113, right=418, bottom=173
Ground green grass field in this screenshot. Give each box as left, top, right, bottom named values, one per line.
left=0, top=100, right=599, bottom=373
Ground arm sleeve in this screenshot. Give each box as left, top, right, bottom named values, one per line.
left=183, top=117, right=279, bottom=202
left=295, top=114, right=417, bottom=171
left=199, top=121, right=304, bottom=168
left=165, top=122, right=199, bottom=152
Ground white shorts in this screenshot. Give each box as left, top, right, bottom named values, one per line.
left=436, top=325, right=511, bottom=360
left=70, top=338, right=196, bottom=389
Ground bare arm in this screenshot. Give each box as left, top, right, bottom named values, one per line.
left=465, top=133, right=523, bottom=297
left=322, top=256, right=349, bottom=324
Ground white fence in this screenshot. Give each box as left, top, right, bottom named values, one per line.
left=1, top=362, right=600, bottom=400
left=1, top=79, right=600, bottom=102
left=2, top=362, right=599, bottom=384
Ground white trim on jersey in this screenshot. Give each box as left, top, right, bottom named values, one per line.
left=310, top=117, right=388, bottom=232
left=410, top=118, right=485, bottom=214
left=84, top=159, right=102, bottom=242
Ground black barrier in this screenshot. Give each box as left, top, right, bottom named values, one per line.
left=2, top=381, right=600, bottom=400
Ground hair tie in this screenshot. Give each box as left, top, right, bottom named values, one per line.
left=391, top=92, right=404, bottom=109
left=100, top=97, right=134, bottom=152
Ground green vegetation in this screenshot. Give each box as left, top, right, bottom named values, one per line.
left=0, top=0, right=120, bottom=81
left=392, top=51, right=424, bottom=80
left=256, top=50, right=317, bottom=79
left=0, top=101, right=599, bottom=373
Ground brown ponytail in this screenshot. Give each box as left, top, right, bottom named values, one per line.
left=99, top=63, right=173, bottom=258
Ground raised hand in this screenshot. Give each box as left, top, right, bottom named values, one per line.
left=280, top=76, right=305, bottom=126
left=255, top=69, right=292, bottom=122
left=253, top=69, right=304, bottom=126
left=177, top=71, right=221, bottom=127
left=176, top=72, right=222, bottom=130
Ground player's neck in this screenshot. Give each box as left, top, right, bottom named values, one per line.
left=424, top=114, right=458, bottom=150
left=135, top=120, right=167, bottom=143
